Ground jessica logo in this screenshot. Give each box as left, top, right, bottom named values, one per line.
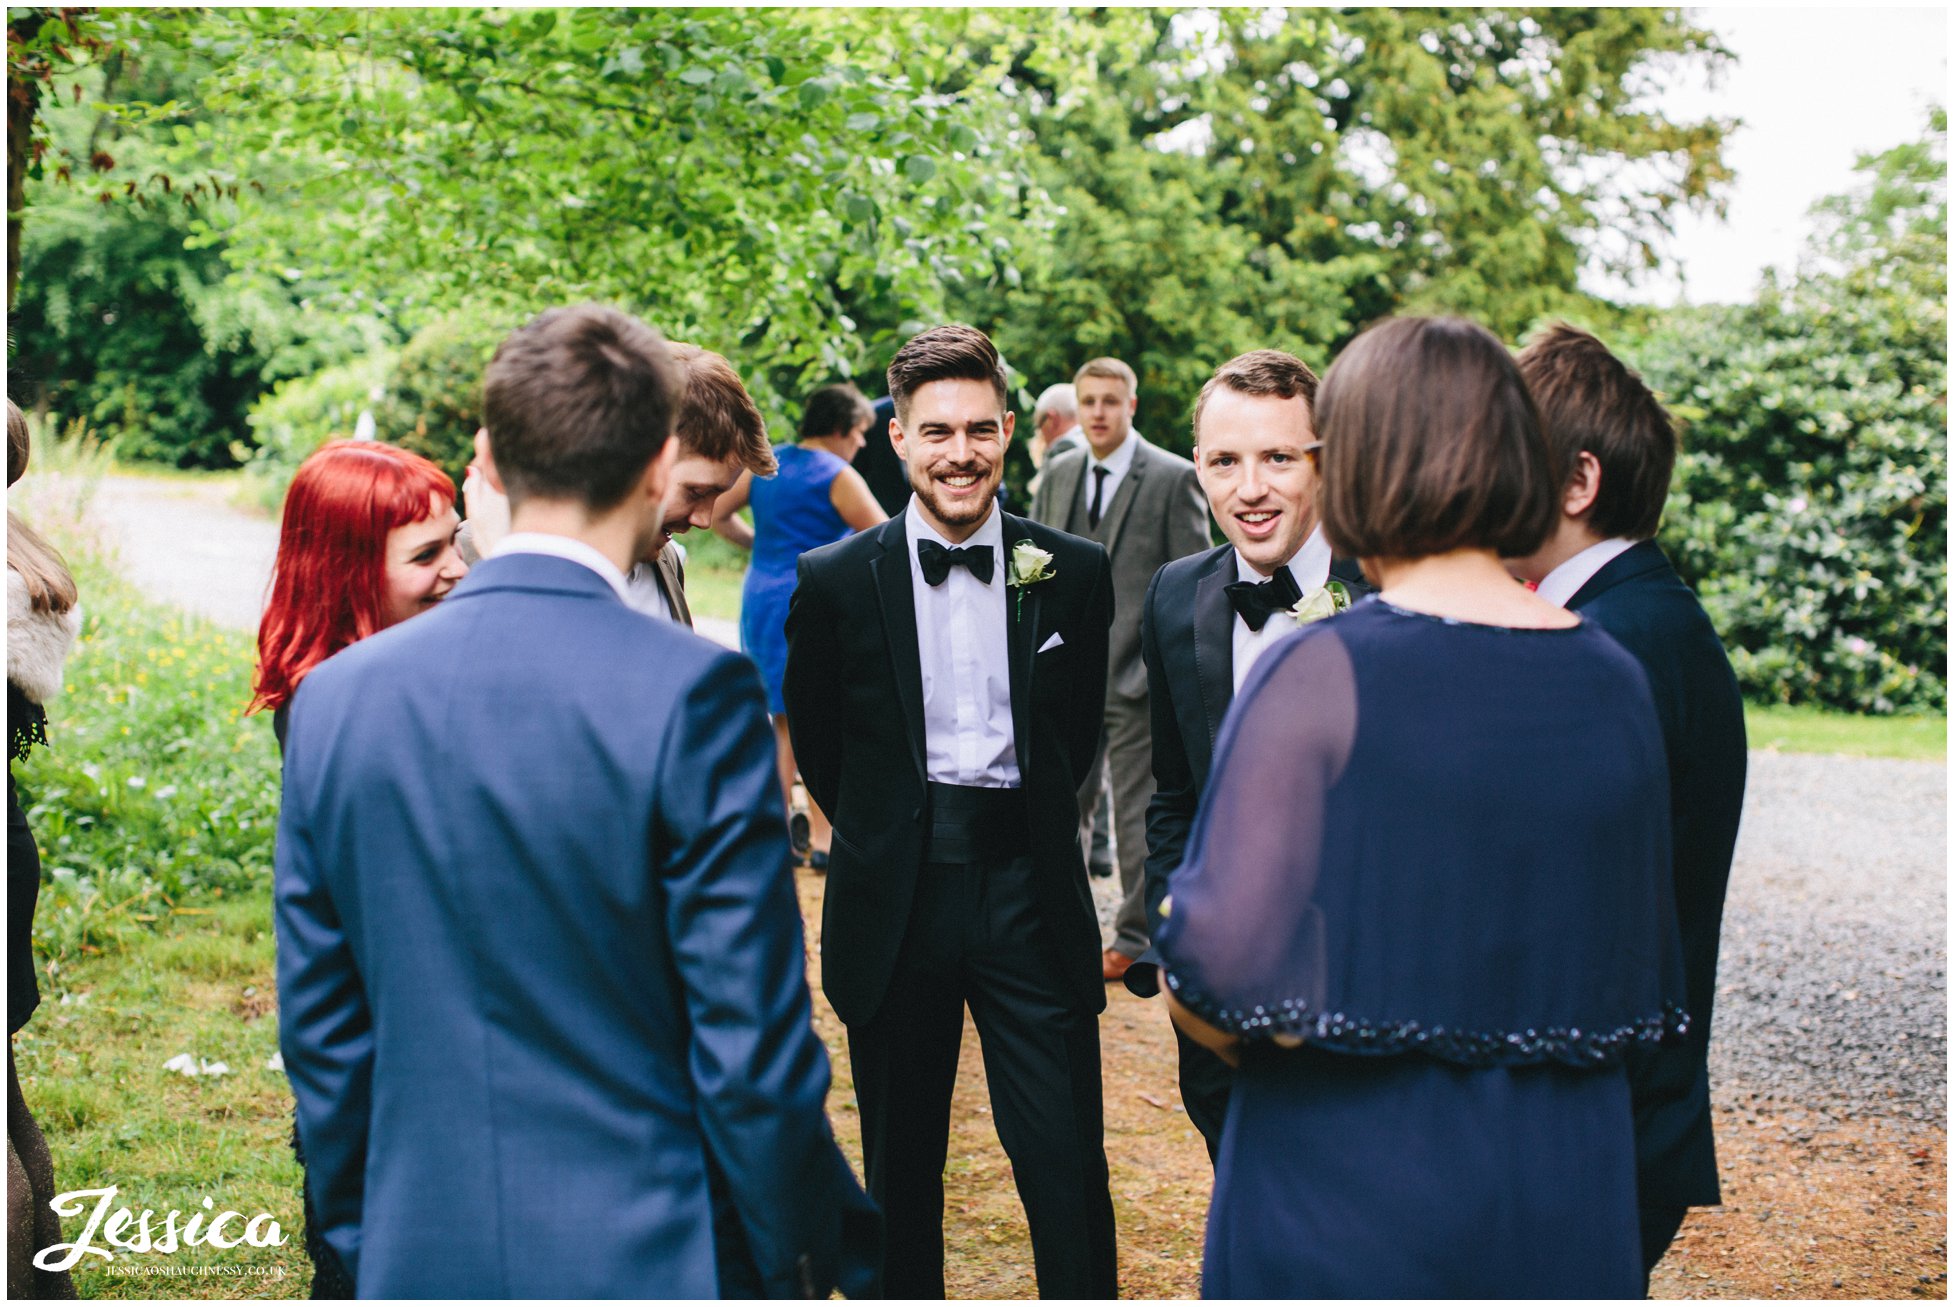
left=33, top=1186, right=288, bottom=1272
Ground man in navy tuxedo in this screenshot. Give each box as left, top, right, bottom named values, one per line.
left=785, top=325, right=1117, bottom=1298
left=1124, top=349, right=1370, bottom=1160
left=275, top=305, right=875, bottom=1297
left=1507, top=322, right=1748, bottom=1285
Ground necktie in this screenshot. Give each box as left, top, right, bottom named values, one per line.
left=917, top=538, right=994, bottom=587
left=1225, top=568, right=1305, bottom=632
left=1087, top=465, right=1110, bottom=529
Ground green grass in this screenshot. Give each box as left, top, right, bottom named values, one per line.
left=1745, top=704, right=1946, bottom=760
left=675, top=523, right=750, bottom=625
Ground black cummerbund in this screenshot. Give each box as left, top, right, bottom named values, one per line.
left=924, top=781, right=1031, bottom=864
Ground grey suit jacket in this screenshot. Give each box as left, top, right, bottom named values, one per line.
left=1029, top=433, right=1211, bottom=700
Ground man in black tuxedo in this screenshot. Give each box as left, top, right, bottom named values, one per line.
left=1507, top=323, right=1747, bottom=1286
left=1122, top=349, right=1370, bottom=1161
left=784, top=324, right=1118, bottom=1298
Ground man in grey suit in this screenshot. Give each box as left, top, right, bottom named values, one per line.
left=1029, top=356, right=1210, bottom=981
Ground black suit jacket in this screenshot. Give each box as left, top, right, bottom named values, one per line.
left=784, top=511, right=1115, bottom=1027
left=852, top=397, right=912, bottom=518
left=1570, top=539, right=1747, bottom=1211
left=1125, top=543, right=1373, bottom=998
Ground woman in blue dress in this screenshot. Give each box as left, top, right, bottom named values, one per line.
left=1156, top=316, right=1687, bottom=1299
left=713, top=382, right=886, bottom=867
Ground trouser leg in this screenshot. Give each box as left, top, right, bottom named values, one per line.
left=1172, top=1023, right=1235, bottom=1166
left=1105, top=694, right=1154, bottom=959
left=1638, top=1203, right=1689, bottom=1293
left=963, top=855, right=1117, bottom=1299
left=847, top=875, right=967, bottom=1300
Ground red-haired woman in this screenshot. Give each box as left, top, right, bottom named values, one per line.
left=249, top=439, right=463, bottom=1297
left=251, top=440, right=466, bottom=749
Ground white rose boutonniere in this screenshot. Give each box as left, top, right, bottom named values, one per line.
left=1289, top=579, right=1351, bottom=626
left=1006, top=541, right=1057, bottom=621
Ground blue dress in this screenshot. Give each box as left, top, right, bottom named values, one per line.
left=742, top=445, right=854, bottom=713
left=1155, top=598, right=1687, bottom=1299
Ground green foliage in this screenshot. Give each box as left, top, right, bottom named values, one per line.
left=178, top=7, right=1029, bottom=423
left=14, top=550, right=281, bottom=968
left=369, top=313, right=512, bottom=485
left=949, top=8, right=1732, bottom=453
left=1640, top=110, right=1947, bottom=713
left=241, top=349, right=396, bottom=510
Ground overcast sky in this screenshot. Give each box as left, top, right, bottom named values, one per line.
left=1597, top=6, right=1948, bottom=306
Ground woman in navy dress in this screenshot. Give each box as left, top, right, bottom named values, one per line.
left=713, top=383, right=885, bottom=866
left=1156, top=316, right=1687, bottom=1298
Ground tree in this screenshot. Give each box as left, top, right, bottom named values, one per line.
left=946, top=8, right=1732, bottom=452
left=170, top=8, right=1028, bottom=425
left=1638, top=108, right=1946, bottom=712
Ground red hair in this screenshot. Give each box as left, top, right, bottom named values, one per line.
left=250, top=440, right=456, bottom=715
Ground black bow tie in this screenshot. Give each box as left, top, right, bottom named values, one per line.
left=1225, top=568, right=1304, bottom=632
left=918, top=539, right=995, bottom=587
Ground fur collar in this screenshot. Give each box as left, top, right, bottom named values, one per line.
left=8, top=569, right=81, bottom=705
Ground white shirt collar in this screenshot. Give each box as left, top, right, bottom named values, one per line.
left=1087, top=428, right=1140, bottom=475
left=1535, top=536, right=1637, bottom=608
left=1233, top=525, right=1333, bottom=594
left=495, top=532, right=633, bottom=604
left=904, top=495, right=1005, bottom=562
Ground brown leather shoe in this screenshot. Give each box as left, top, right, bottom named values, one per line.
left=1101, top=949, right=1134, bottom=982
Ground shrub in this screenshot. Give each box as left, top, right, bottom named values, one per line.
left=370, top=312, right=515, bottom=486
left=241, top=351, right=396, bottom=512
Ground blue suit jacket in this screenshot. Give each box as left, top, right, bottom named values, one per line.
left=1570, top=540, right=1747, bottom=1211
left=275, top=552, right=876, bottom=1297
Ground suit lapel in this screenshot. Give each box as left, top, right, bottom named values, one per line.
left=1049, top=455, right=1086, bottom=535
left=656, top=550, right=693, bottom=628
left=1001, top=515, right=1040, bottom=770
left=1097, top=438, right=1148, bottom=553
left=1192, top=549, right=1236, bottom=755
left=1329, top=555, right=1375, bottom=600
left=869, top=519, right=928, bottom=781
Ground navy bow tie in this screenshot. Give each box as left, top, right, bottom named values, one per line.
left=1225, top=568, right=1304, bottom=632
left=918, top=539, right=995, bottom=587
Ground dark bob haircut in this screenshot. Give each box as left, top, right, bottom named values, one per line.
left=1317, top=316, right=1557, bottom=562
left=800, top=382, right=874, bottom=442
left=1516, top=322, right=1676, bottom=541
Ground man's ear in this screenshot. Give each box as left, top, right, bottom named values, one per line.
left=474, top=428, right=506, bottom=494
left=1563, top=450, right=1602, bottom=519
left=1000, top=409, right=1016, bottom=450
left=889, top=415, right=908, bottom=464
left=641, top=433, right=682, bottom=508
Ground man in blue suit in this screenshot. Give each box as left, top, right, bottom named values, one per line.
left=275, top=304, right=876, bottom=1298
left=1507, top=323, right=1748, bottom=1288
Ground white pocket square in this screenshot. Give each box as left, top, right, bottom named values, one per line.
left=1037, top=632, right=1065, bottom=653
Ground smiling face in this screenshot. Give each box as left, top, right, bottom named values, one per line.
left=380, top=493, right=466, bottom=628
left=653, top=451, right=745, bottom=559
left=893, top=377, right=1014, bottom=542
left=1075, top=374, right=1136, bottom=459
left=1195, top=387, right=1320, bottom=576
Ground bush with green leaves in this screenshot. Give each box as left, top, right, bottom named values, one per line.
left=1639, top=111, right=1946, bottom=713
left=370, top=313, right=514, bottom=486
left=241, top=350, right=396, bottom=511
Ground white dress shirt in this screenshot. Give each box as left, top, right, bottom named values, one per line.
left=1535, top=536, right=1637, bottom=609
left=1077, top=428, right=1141, bottom=526
left=496, top=532, right=632, bottom=604
left=1231, top=526, right=1334, bottom=693
left=623, top=541, right=684, bottom=622
left=905, top=500, right=1021, bottom=787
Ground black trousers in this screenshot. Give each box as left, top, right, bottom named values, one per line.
left=1639, top=1203, right=1689, bottom=1292
left=848, top=850, right=1117, bottom=1299
left=1174, top=1023, right=1235, bottom=1166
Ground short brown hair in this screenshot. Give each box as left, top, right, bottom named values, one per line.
left=482, top=304, right=681, bottom=512
left=886, top=325, right=1008, bottom=423
left=1192, top=349, right=1320, bottom=439
left=1516, top=322, right=1675, bottom=540
left=1073, top=357, right=1137, bottom=395
left=668, top=343, right=776, bottom=477
left=799, top=382, right=873, bottom=442
left=1317, top=316, right=1557, bottom=561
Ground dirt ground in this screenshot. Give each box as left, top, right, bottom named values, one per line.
left=792, top=867, right=1947, bottom=1300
